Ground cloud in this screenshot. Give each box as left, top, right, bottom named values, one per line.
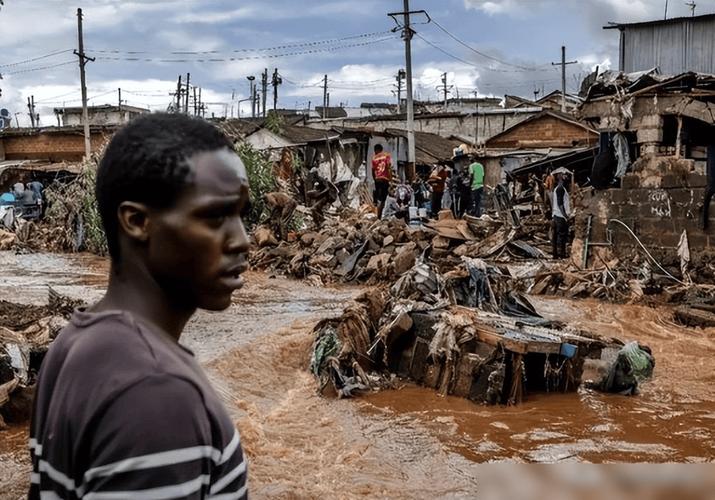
left=171, top=7, right=257, bottom=24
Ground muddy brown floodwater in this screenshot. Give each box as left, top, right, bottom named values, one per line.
left=1, top=250, right=714, bottom=499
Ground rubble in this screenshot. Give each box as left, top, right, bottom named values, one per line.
left=309, top=255, right=637, bottom=406
left=0, top=289, right=83, bottom=428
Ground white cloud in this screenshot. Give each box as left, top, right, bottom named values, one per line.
left=171, top=7, right=257, bottom=24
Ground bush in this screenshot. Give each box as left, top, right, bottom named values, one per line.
left=236, top=142, right=276, bottom=227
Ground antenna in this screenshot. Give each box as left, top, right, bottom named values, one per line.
left=685, top=1, right=696, bottom=16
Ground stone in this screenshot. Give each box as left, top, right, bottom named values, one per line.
left=393, top=243, right=417, bottom=275
left=433, top=235, right=451, bottom=249
left=383, top=235, right=394, bottom=247
left=254, top=226, right=278, bottom=247
left=366, top=253, right=391, bottom=271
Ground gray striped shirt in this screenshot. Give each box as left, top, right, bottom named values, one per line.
left=29, top=309, right=247, bottom=499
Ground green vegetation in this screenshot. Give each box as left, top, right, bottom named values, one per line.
left=235, top=142, right=276, bottom=226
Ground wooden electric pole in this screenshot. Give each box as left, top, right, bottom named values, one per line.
left=261, top=69, right=268, bottom=117
left=322, top=74, right=328, bottom=119
left=118, top=88, right=122, bottom=109
left=551, top=46, right=577, bottom=113
left=175, top=75, right=182, bottom=112
left=184, top=73, right=191, bottom=114
left=396, top=69, right=405, bottom=114
left=388, top=1, right=417, bottom=180
left=74, top=8, right=95, bottom=159
left=272, top=68, right=282, bottom=111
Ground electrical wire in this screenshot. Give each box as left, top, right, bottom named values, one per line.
left=608, top=219, right=686, bottom=285
left=0, top=49, right=74, bottom=69
left=430, top=18, right=550, bottom=72
left=3, top=60, right=75, bottom=76
left=86, top=30, right=393, bottom=56
left=94, top=36, right=398, bottom=63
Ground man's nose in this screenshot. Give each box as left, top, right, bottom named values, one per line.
left=225, top=216, right=250, bottom=254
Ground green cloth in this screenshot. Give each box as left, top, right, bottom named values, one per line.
left=469, top=162, right=485, bottom=190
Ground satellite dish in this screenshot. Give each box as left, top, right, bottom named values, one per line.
left=0, top=109, right=9, bottom=118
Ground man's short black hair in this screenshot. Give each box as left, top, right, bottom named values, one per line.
left=374, top=144, right=383, bottom=153
left=96, top=113, right=233, bottom=260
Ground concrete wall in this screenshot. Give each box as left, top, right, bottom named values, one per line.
left=307, top=109, right=541, bottom=142
left=1, top=132, right=111, bottom=161
left=63, top=110, right=144, bottom=127
left=576, top=165, right=715, bottom=270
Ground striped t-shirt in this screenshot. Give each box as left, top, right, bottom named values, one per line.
left=28, top=309, right=247, bottom=499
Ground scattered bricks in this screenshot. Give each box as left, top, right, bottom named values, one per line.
left=621, top=175, right=640, bottom=189
left=432, top=235, right=450, bottom=249
left=393, top=243, right=417, bottom=275
left=687, top=173, right=708, bottom=188
left=286, top=232, right=298, bottom=243
left=366, top=253, right=391, bottom=271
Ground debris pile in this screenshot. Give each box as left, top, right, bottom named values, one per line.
left=309, top=257, right=642, bottom=406
left=250, top=210, right=556, bottom=286
left=0, top=289, right=83, bottom=428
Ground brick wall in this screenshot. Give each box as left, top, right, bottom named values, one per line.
left=487, top=116, right=597, bottom=149
left=576, top=171, right=715, bottom=269
left=1, top=132, right=111, bottom=161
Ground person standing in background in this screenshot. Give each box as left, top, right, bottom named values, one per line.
left=427, top=164, right=448, bottom=217
left=371, top=144, right=392, bottom=219
left=469, top=156, right=485, bottom=216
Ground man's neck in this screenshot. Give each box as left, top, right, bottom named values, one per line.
left=93, top=261, right=195, bottom=342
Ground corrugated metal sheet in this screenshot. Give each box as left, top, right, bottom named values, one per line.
left=622, top=17, right=715, bottom=74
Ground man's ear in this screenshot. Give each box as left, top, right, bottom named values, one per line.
left=117, top=201, right=151, bottom=243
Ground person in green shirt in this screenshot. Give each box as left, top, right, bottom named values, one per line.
left=469, top=157, right=485, bottom=216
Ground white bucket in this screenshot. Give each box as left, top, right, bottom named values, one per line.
left=409, top=206, right=418, bottom=219
left=418, top=208, right=428, bottom=218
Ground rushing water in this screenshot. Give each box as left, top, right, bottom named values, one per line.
left=0, top=251, right=713, bottom=499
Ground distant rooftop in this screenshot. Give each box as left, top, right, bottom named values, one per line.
left=604, top=12, right=715, bottom=29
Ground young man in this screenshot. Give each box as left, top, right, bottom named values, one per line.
left=29, top=114, right=249, bottom=499
left=371, top=144, right=392, bottom=218
left=552, top=173, right=571, bottom=259
left=427, top=164, right=448, bottom=217
left=469, top=157, right=485, bottom=217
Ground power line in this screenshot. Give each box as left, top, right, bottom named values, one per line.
left=0, top=49, right=74, bottom=69
left=3, top=60, right=75, bottom=76
left=94, top=36, right=398, bottom=63
left=429, top=18, right=549, bottom=72
left=86, top=30, right=393, bottom=56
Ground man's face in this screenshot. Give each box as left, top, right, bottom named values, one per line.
left=146, top=148, right=250, bottom=311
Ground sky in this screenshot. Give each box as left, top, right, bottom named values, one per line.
left=0, top=0, right=711, bottom=126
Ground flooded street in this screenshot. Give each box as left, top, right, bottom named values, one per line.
left=1, top=251, right=714, bottom=498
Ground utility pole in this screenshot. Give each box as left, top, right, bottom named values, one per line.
left=27, top=97, right=35, bottom=128
left=473, top=90, right=479, bottom=146
left=664, top=0, right=669, bottom=19
left=272, top=68, right=282, bottom=111
left=397, top=71, right=404, bottom=114
left=175, top=75, right=182, bottom=112
left=322, top=74, right=328, bottom=119
left=247, top=76, right=256, bottom=118
left=198, top=87, right=203, bottom=117
left=686, top=1, right=696, bottom=16
left=193, top=86, right=198, bottom=115
left=74, top=8, right=95, bottom=159
left=388, top=0, right=417, bottom=180
left=118, top=88, right=122, bottom=109
left=184, top=73, right=191, bottom=114
left=551, top=46, right=577, bottom=112
left=261, top=69, right=268, bottom=117
left=230, top=88, right=235, bottom=118
left=438, top=72, right=453, bottom=109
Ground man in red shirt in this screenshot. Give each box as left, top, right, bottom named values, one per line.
left=371, top=144, right=392, bottom=218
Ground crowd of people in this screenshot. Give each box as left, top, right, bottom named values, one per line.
left=0, top=180, right=44, bottom=224
left=370, top=144, right=573, bottom=260
left=371, top=144, right=487, bottom=223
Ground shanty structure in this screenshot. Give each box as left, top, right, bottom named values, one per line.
left=0, top=126, right=117, bottom=162
left=606, top=13, right=715, bottom=74
left=576, top=70, right=715, bottom=268
left=54, top=104, right=149, bottom=127
left=479, top=110, right=598, bottom=188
